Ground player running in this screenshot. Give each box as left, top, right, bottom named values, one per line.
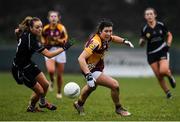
left=11, top=17, right=72, bottom=112
left=41, top=11, right=68, bottom=99
left=74, top=19, right=134, bottom=116
left=139, top=7, right=176, bottom=99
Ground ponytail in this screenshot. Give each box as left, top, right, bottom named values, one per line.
left=15, top=16, right=33, bottom=37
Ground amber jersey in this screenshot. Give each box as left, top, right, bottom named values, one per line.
left=141, top=21, right=169, bottom=54
left=84, top=34, right=112, bottom=72
left=42, top=23, right=68, bottom=48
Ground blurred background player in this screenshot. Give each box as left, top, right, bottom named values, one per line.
left=139, top=7, right=176, bottom=99
left=74, top=19, right=134, bottom=116
left=41, top=11, right=68, bottom=99
left=12, top=16, right=72, bottom=112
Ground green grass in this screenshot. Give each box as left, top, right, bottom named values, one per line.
left=0, top=72, right=179, bottom=121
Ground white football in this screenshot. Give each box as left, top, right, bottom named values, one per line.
left=64, top=82, right=80, bottom=98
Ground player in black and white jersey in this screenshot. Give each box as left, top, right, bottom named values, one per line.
left=139, top=8, right=176, bottom=99
left=12, top=17, right=72, bottom=112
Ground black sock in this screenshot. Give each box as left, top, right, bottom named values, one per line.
left=115, top=104, right=122, bottom=110
left=78, top=100, right=84, bottom=106
left=40, top=96, right=46, bottom=105
left=166, top=90, right=172, bottom=98
left=29, top=102, right=36, bottom=109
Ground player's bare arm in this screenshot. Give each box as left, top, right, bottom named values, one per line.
left=78, top=50, right=92, bottom=74
left=166, top=32, right=173, bottom=47
left=112, top=35, right=134, bottom=48
left=41, top=48, right=64, bottom=58
left=139, top=38, right=146, bottom=47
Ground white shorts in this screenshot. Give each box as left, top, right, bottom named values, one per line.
left=92, top=71, right=102, bottom=80
left=45, top=47, right=66, bottom=63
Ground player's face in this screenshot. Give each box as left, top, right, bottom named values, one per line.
left=144, top=9, right=156, bottom=23
left=49, top=12, right=59, bottom=24
left=100, top=26, right=113, bottom=41
left=30, top=20, right=43, bottom=36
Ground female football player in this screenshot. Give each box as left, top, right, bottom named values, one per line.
left=74, top=19, right=134, bottom=116
left=41, top=11, right=68, bottom=99
left=11, top=17, right=72, bottom=112
left=139, top=8, right=176, bottom=99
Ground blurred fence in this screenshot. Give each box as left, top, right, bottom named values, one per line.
left=0, top=45, right=180, bottom=76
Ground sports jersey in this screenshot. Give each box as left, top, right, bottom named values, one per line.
left=14, top=31, right=45, bottom=68
left=85, top=34, right=111, bottom=72
left=141, top=21, right=169, bottom=54
left=42, top=23, right=68, bottom=48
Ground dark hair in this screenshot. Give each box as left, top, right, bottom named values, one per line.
left=96, top=19, right=113, bottom=34
left=144, top=7, right=157, bottom=15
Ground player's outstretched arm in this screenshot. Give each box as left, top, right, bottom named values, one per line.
left=112, top=35, right=134, bottom=48
left=41, top=48, right=64, bottom=58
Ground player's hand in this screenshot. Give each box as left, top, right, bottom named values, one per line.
left=62, top=39, right=75, bottom=51
left=164, top=43, right=170, bottom=52
left=85, top=73, right=96, bottom=88
left=123, top=39, right=134, bottom=48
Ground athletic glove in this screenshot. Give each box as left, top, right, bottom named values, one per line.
left=85, top=73, right=96, bottom=87
left=164, top=43, right=170, bottom=52
left=62, top=39, right=75, bottom=50
left=123, top=39, right=134, bottom=48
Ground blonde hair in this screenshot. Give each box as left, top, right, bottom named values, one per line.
left=15, top=16, right=33, bottom=37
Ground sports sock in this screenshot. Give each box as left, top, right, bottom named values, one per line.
left=166, top=90, right=172, bottom=99
left=39, top=96, right=46, bottom=105
left=115, top=104, right=122, bottom=110
left=78, top=100, right=84, bottom=106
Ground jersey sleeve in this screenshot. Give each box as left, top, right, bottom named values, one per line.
left=30, top=35, right=45, bottom=53
left=57, top=24, right=68, bottom=41
left=84, top=39, right=100, bottom=54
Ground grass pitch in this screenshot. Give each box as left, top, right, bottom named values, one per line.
left=0, top=72, right=179, bottom=121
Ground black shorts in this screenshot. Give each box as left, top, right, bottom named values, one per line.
left=147, top=50, right=169, bottom=64
left=11, top=62, right=41, bottom=88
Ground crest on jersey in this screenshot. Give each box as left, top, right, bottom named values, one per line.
left=89, top=43, right=98, bottom=51
left=146, top=33, right=151, bottom=38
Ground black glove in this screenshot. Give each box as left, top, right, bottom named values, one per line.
left=85, top=73, right=96, bottom=87
left=163, top=44, right=170, bottom=52
left=63, top=39, right=75, bottom=50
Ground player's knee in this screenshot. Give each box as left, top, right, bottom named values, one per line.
left=48, top=69, right=55, bottom=74
left=111, top=80, right=119, bottom=91
left=159, top=69, right=168, bottom=76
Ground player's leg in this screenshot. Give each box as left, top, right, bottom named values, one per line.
left=150, top=61, right=172, bottom=98
left=56, top=62, right=65, bottom=99
left=45, top=58, right=55, bottom=91
left=56, top=51, right=66, bottom=99
left=36, top=72, right=57, bottom=110
left=36, top=72, right=49, bottom=97
left=27, top=82, right=44, bottom=112
left=159, top=59, right=176, bottom=88
left=96, top=73, right=131, bottom=116
left=74, top=85, right=96, bottom=115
